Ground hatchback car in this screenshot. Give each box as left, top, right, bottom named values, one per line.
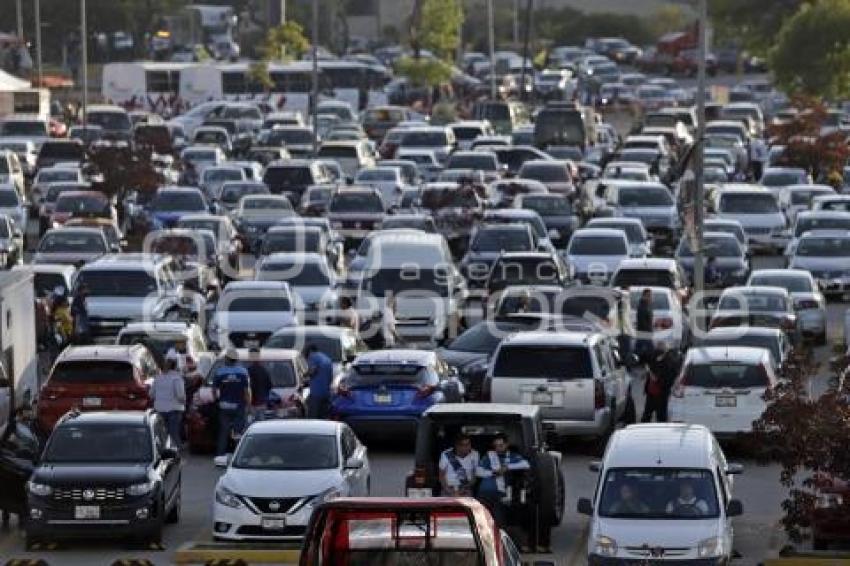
left=698, top=327, right=791, bottom=372
left=788, top=230, right=850, bottom=299
left=747, top=269, right=826, bottom=344
left=675, top=231, right=749, bottom=287
left=212, top=420, right=369, bottom=541
left=566, top=228, right=630, bottom=285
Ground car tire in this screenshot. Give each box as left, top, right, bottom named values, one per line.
left=532, top=452, right=562, bottom=526
left=166, top=490, right=181, bottom=524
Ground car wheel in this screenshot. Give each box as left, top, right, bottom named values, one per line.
left=532, top=452, right=561, bottom=526
left=166, top=490, right=181, bottom=524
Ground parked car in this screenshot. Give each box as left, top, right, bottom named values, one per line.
left=747, top=269, right=826, bottom=344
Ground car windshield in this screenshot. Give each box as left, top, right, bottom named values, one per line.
left=208, top=360, right=296, bottom=387
left=493, top=345, right=592, bottom=378
left=569, top=236, right=627, bottom=255
left=221, top=184, right=267, bottom=204
left=233, top=433, right=338, bottom=470
left=720, top=193, right=778, bottom=213
left=521, top=164, right=568, bottom=182
left=76, top=270, right=158, bottom=297
left=592, top=222, right=644, bottom=244
left=224, top=296, right=292, bottom=312
left=151, top=192, right=205, bottom=212
left=762, top=171, right=804, bottom=186
left=1, top=121, right=47, bottom=136
left=184, top=150, right=217, bottom=162
left=38, top=170, right=77, bottom=183
left=452, top=126, right=484, bottom=140
left=55, top=195, right=107, bottom=214
left=718, top=293, right=787, bottom=312
left=40, top=143, right=84, bottom=160
left=0, top=191, right=19, bottom=206
left=472, top=228, right=531, bottom=252
left=797, top=237, right=850, bottom=257
left=87, top=112, right=132, bottom=131
left=684, top=362, right=770, bottom=388
left=749, top=275, right=812, bottom=293
left=179, top=220, right=222, bottom=238
left=820, top=200, right=850, bottom=212
left=599, top=468, right=720, bottom=519
left=613, top=269, right=675, bottom=288
left=263, top=232, right=321, bottom=254
left=357, top=169, right=397, bottom=182
left=265, top=334, right=343, bottom=361
left=795, top=217, right=850, bottom=236
left=346, top=364, right=434, bottom=387
left=267, top=129, right=313, bottom=145
left=619, top=188, right=673, bottom=207
left=791, top=190, right=828, bottom=205
left=259, top=262, right=330, bottom=286
left=38, top=232, right=105, bottom=253
left=117, top=333, right=186, bottom=358
left=43, top=424, right=152, bottom=463
left=264, top=167, right=313, bottom=188
left=330, top=193, right=384, bottom=213
left=363, top=269, right=449, bottom=297
left=204, top=169, right=243, bottom=183
left=523, top=196, right=571, bottom=215
left=489, top=258, right=560, bottom=289
left=447, top=154, right=497, bottom=170
left=401, top=131, right=449, bottom=146
left=678, top=238, right=741, bottom=258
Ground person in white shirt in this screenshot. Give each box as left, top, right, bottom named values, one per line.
left=666, top=481, right=710, bottom=516
left=150, top=353, right=187, bottom=449
left=438, top=433, right=479, bottom=496
left=164, top=337, right=191, bottom=374
left=339, top=296, right=360, bottom=334
left=382, top=295, right=402, bottom=348
left=749, top=137, right=768, bottom=181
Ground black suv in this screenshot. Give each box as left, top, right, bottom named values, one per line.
left=24, top=410, right=182, bottom=547
left=405, top=404, right=565, bottom=551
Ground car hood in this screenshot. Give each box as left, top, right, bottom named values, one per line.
left=33, top=463, right=149, bottom=487
left=594, top=517, right=721, bottom=550
left=87, top=296, right=165, bottom=320
left=212, top=311, right=297, bottom=332
left=437, top=348, right=488, bottom=369
left=291, top=286, right=335, bottom=306
left=221, top=468, right=342, bottom=498
left=395, top=296, right=446, bottom=320
left=791, top=257, right=850, bottom=272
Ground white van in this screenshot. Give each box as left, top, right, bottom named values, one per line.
left=578, top=423, right=743, bottom=563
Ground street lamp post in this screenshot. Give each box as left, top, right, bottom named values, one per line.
left=16, top=0, right=24, bottom=44
left=311, top=0, right=319, bottom=154
left=35, top=0, right=42, bottom=87
left=487, top=0, right=495, bottom=99
left=81, top=0, right=88, bottom=127
left=693, top=0, right=707, bottom=294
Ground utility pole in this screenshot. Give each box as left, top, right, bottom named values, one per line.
left=280, top=0, right=286, bottom=25
left=311, top=0, right=319, bottom=155
left=693, top=0, right=707, bottom=294
left=16, top=0, right=24, bottom=43
left=513, top=0, right=519, bottom=45
left=35, top=0, right=42, bottom=87
left=81, top=0, right=88, bottom=127
left=487, top=0, right=495, bottom=99
left=519, top=0, right=532, bottom=102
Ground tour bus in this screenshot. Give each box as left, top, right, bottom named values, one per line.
left=102, top=62, right=191, bottom=111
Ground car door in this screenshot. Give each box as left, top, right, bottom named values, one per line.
left=152, top=415, right=180, bottom=507
left=340, top=426, right=367, bottom=495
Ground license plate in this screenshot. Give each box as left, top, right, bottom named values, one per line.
left=82, top=397, right=102, bottom=407
left=373, top=393, right=392, bottom=404
left=261, top=517, right=286, bottom=530
left=75, top=505, right=100, bottom=520
left=243, top=340, right=260, bottom=348
left=532, top=392, right=553, bottom=405
left=715, top=395, right=737, bottom=408
left=407, top=488, right=433, bottom=498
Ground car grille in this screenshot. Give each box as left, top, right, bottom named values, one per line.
left=52, top=487, right=126, bottom=502
left=236, top=525, right=307, bottom=537
left=245, top=496, right=302, bottom=514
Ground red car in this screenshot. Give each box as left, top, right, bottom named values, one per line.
left=36, top=345, right=157, bottom=432
left=299, top=497, right=547, bottom=566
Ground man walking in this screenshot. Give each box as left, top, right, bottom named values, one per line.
left=304, top=344, right=333, bottom=419
left=212, top=349, right=251, bottom=455
left=635, top=288, right=654, bottom=362
left=642, top=343, right=682, bottom=423
left=151, top=353, right=186, bottom=448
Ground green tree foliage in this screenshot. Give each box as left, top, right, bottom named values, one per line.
left=413, top=0, right=463, bottom=62
left=395, top=56, right=453, bottom=87
left=711, top=0, right=807, bottom=54
left=770, top=0, right=850, bottom=100
left=263, top=20, right=311, bottom=62
left=648, top=5, right=690, bottom=39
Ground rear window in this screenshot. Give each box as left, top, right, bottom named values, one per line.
left=568, top=236, right=627, bottom=256
left=40, top=142, right=84, bottom=160
left=795, top=217, right=850, bottom=237
left=561, top=296, right=614, bottom=319
left=612, top=269, right=675, bottom=289
left=225, top=296, right=292, bottom=312
left=51, top=360, right=135, bottom=383
left=493, top=345, right=592, bottom=379
left=684, top=363, right=769, bottom=388
left=346, top=364, right=433, bottom=387
left=319, top=146, right=358, bottom=158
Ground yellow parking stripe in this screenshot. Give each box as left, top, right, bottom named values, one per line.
left=173, top=542, right=300, bottom=564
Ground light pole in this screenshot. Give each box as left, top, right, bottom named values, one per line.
left=35, top=0, right=42, bottom=87
left=513, top=0, right=519, bottom=45
left=311, top=0, right=319, bottom=155
left=16, top=0, right=24, bottom=43
left=692, top=0, right=707, bottom=293
left=81, top=0, right=88, bottom=127
left=487, top=0, right=495, bottom=99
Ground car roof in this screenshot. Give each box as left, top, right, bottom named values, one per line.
left=616, top=258, right=677, bottom=270
left=424, top=402, right=540, bottom=418
left=223, top=280, right=291, bottom=291
left=263, top=252, right=326, bottom=264
left=353, top=349, right=436, bottom=366
left=58, top=411, right=151, bottom=427
left=572, top=227, right=629, bottom=238
left=605, top=424, right=715, bottom=469
left=270, top=325, right=350, bottom=339
left=83, top=253, right=165, bottom=270
left=56, top=344, right=146, bottom=363
left=244, top=419, right=341, bottom=436
left=500, top=330, right=596, bottom=346
left=685, top=346, right=770, bottom=365
left=119, top=322, right=195, bottom=334
left=749, top=268, right=812, bottom=279
left=705, top=326, right=782, bottom=339
left=588, top=217, right=644, bottom=227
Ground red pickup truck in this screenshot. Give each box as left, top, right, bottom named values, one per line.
left=299, top=497, right=554, bottom=566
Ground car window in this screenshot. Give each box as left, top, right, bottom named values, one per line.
left=493, top=345, right=592, bottom=379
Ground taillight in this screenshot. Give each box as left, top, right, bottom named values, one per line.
left=654, top=317, right=673, bottom=330
left=413, top=465, right=427, bottom=487
left=337, top=383, right=352, bottom=398
left=416, top=384, right=437, bottom=398
left=594, top=380, right=606, bottom=409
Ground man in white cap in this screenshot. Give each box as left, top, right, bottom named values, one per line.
left=150, top=352, right=187, bottom=448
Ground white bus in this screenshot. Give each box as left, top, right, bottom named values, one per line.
left=102, top=62, right=190, bottom=111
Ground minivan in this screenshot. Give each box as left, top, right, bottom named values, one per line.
left=578, top=423, right=743, bottom=564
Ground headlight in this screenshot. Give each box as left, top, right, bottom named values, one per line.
left=127, top=480, right=156, bottom=496
left=816, top=493, right=844, bottom=508
left=215, top=485, right=243, bottom=509
left=52, top=222, right=61, bottom=229
left=27, top=482, right=52, bottom=497
left=594, top=535, right=618, bottom=557
left=309, top=486, right=341, bottom=506
left=697, top=536, right=724, bottom=558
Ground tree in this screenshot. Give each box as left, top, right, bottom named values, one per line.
left=770, top=0, right=850, bottom=100
left=711, top=0, right=805, bottom=54
left=395, top=56, right=453, bottom=87
left=249, top=20, right=310, bottom=92
left=648, top=4, right=689, bottom=39
left=768, top=97, right=850, bottom=184
left=410, top=0, right=463, bottom=62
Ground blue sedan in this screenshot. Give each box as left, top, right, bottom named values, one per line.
left=330, top=349, right=463, bottom=436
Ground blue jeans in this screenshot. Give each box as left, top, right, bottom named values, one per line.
left=307, top=396, right=330, bottom=419
left=160, top=410, right=183, bottom=449
left=217, top=408, right=246, bottom=455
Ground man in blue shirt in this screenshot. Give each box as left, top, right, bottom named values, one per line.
left=304, top=344, right=333, bottom=419
left=212, top=349, right=251, bottom=455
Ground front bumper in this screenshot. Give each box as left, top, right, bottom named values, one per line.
left=745, top=231, right=789, bottom=252
left=589, top=556, right=726, bottom=565
left=213, top=500, right=311, bottom=541
left=543, top=407, right=612, bottom=438
left=26, top=496, right=161, bottom=540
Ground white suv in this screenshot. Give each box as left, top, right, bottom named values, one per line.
left=487, top=330, right=630, bottom=440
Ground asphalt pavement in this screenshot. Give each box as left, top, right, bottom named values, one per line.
left=0, top=251, right=843, bottom=565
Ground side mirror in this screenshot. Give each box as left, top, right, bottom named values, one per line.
left=344, top=457, right=364, bottom=470
left=726, top=499, right=744, bottom=517
left=214, top=454, right=231, bottom=468
left=588, top=460, right=601, bottom=473
left=161, top=447, right=179, bottom=460
left=726, top=463, right=744, bottom=475
left=577, top=497, right=594, bottom=516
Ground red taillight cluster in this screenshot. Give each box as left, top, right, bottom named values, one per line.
left=413, top=466, right=427, bottom=487
left=416, top=385, right=438, bottom=398
left=594, top=380, right=606, bottom=410
left=654, top=317, right=674, bottom=330
left=796, top=299, right=819, bottom=310
left=336, top=383, right=352, bottom=398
